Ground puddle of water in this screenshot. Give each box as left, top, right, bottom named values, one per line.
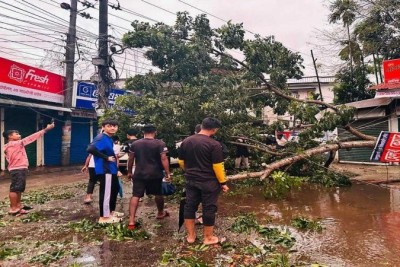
left=224, top=181, right=400, bottom=266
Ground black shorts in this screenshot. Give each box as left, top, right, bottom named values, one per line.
left=132, top=178, right=162, bottom=197
left=10, top=169, right=28, bottom=193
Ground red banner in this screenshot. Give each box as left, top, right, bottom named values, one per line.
left=0, top=57, right=65, bottom=103
left=371, top=132, right=400, bottom=162
left=383, top=59, right=400, bottom=84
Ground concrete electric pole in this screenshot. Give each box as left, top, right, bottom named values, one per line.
left=96, top=0, right=109, bottom=114
left=61, top=0, right=77, bottom=166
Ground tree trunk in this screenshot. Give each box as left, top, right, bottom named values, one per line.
left=227, top=140, right=376, bottom=181
left=372, top=53, right=379, bottom=84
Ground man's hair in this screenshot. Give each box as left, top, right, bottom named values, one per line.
left=201, top=118, right=222, bottom=130
left=101, top=118, right=119, bottom=126
left=111, top=135, right=120, bottom=141
left=126, top=128, right=139, bottom=136
left=194, top=124, right=201, bottom=134
left=142, top=124, right=156, bottom=133
left=2, top=130, right=18, bottom=139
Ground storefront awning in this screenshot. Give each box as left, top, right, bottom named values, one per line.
left=0, top=98, right=72, bottom=112
left=345, top=97, right=393, bottom=109
left=369, top=82, right=400, bottom=90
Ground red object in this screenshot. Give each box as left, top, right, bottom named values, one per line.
left=369, top=82, right=400, bottom=90
left=383, top=59, right=400, bottom=84
left=380, top=133, right=400, bottom=162
left=0, top=57, right=65, bottom=103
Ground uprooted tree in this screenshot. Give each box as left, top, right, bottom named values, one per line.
left=107, top=12, right=378, bottom=182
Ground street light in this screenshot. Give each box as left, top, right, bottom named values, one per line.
left=60, top=2, right=71, bottom=10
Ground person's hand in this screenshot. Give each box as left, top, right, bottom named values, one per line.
left=107, top=156, right=116, bottom=162
left=45, top=122, right=55, bottom=131
left=127, top=173, right=133, bottom=180
left=164, top=173, right=171, bottom=182
left=221, top=184, right=229, bottom=193
left=81, top=166, right=88, bottom=173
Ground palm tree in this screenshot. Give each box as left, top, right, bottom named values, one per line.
left=329, top=0, right=358, bottom=75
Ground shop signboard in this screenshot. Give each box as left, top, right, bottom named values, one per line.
left=0, top=57, right=65, bottom=103
left=370, top=131, right=400, bottom=162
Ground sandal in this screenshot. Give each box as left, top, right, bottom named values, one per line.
left=8, top=209, right=29, bottom=216
left=127, top=224, right=136, bottom=230
left=156, top=211, right=170, bottom=220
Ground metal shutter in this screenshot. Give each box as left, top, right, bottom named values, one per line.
left=44, top=116, right=62, bottom=166
left=338, top=118, right=388, bottom=162
left=70, top=118, right=91, bottom=164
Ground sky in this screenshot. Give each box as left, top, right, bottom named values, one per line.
left=0, top=0, right=336, bottom=80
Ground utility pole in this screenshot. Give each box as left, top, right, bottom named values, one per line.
left=61, top=0, right=77, bottom=166
left=96, top=0, right=109, bottom=113
left=311, top=50, right=323, bottom=102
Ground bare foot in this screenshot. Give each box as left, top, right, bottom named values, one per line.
left=186, top=235, right=196, bottom=244
left=204, top=236, right=226, bottom=245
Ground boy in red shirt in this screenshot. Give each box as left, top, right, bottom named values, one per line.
left=3, top=121, right=55, bottom=215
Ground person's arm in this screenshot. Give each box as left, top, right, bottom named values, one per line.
left=161, top=152, right=170, bottom=181
left=211, top=143, right=229, bottom=192
left=81, top=154, right=91, bottom=173
left=87, top=138, right=115, bottom=162
left=21, top=122, right=55, bottom=146
left=127, top=153, right=135, bottom=180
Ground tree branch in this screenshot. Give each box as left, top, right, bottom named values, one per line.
left=227, top=140, right=376, bottom=181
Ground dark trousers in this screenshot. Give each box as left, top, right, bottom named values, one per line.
left=98, top=173, right=119, bottom=217
left=86, top=168, right=98, bottom=194
left=184, top=179, right=221, bottom=226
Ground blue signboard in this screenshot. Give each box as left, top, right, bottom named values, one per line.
left=75, top=82, right=135, bottom=115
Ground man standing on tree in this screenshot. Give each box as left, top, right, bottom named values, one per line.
left=127, top=124, right=170, bottom=230
left=178, top=117, right=229, bottom=245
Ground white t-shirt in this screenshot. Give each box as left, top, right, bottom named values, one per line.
left=88, top=155, right=95, bottom=168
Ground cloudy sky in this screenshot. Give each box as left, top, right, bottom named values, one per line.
left=0, top=0, right=337, bottom=79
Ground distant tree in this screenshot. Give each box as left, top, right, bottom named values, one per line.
left=333, top=65, right=375, bottom=104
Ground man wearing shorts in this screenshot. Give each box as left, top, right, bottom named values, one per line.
left=3, top=121, right=55, bottom=216
left=127, top=124, right=170, bottom=230
left=178, top=117, right=229, bottom=245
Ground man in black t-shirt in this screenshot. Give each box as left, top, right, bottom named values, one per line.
left=179, top=118, right=229, bottom=245
left=127, top=124, right=170, bottom=230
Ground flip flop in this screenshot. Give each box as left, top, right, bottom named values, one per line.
left=8, top=210, right=21, bottom=216
left=127, top=224, right=136, bottom=230
left=156, top=211, right=170, bottom=220
left=8, top=209, right=29, bottom=217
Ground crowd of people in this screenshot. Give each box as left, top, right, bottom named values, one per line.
left=3, top=117, right=230, bottom=245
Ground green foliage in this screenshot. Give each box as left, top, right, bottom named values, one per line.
left=259, top=227, right=296, bottom=249
left=266, top=253, right=290, bottom=267
left=230, top=213, right=259, bottom=234
left=333, top=65, right=374, bottom=104
left=0, top=243, right=22, bottom=260
left=306, top=169, right=351, bottom=187
left=291, top=217, right=323, bottom=232
left=68, top=219, right=103, bottom=232
left=22, top=191, right=74, bottom=205
left=29, top=249, right=65, bottom=265
left=177, top=256, right=209, bottom=267
left=263, top=171, right=303, bottom=199
left=104, top=222, right=150, bottom=241
left=21, top=211, right=45, bottom=223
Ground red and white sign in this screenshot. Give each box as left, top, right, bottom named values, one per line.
left=383, top=59, right=400, bottom=84
left=0, top=57, right=65, bottom=103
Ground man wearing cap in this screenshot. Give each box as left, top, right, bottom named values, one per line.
left=178, top=117, right=229, bottom=245
left=127, top=124, right=171, bottom=229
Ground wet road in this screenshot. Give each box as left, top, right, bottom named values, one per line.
left=224, top=182, right=400, bottom=266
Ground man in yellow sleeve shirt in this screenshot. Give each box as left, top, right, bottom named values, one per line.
left=178, top=117, right=229, bottom=245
